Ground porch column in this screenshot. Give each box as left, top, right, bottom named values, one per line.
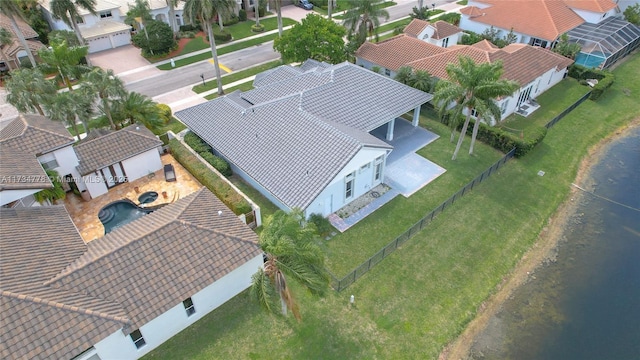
left=386, top=118, right=395, bottom=141
left=412, top=105, right=421, bottom=127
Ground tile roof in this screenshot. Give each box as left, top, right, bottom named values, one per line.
left=46, top=188, right=262, bottom=330
left=0, top=114, right=75, bottom=156
left=355, top=34, right=448, bottom=72
left=74, top=125, right=163, bottom=175
left=80, top=19, right=132, bottom=39
left=0, top=13, right=38, bottom=40
left=431, top=20, right=463, bottom=39
left=360, top=35, right=574, bottom=87
left=563, top=0, right=617, bottom=12
left=404, top=18, right=430, bottom=37
left=461, top=0, right=586, bottom=41
left=177, top=62, right=429, bottom=211
left=0, top=188, right=261, bottom=359
left=0, top=144, right=52, bottom=190
left=298, top=59, right=332, bottom=72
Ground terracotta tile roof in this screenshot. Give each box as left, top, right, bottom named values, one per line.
left=563, top=0, right=617, bottom=12
left=0, top=144, right=52, bottom=190
left=471, top=39, right=499, bottom=51
left=409, top=45, right=493, bottom=80
left=0, top=115, right=75, bottom=156
left=0, top=13, right=38, bottom=40
left=461, top=0, right=585, bottom=41
left=46, top=188, right=262, bottom=330
left=0, top=188, right=261, bottom=359
left=404, top=18, right=430, bottom=37
left=355, top=34, right=448, bottom=71
left=0, top=206, right=128, bottom=360
left=431, top=20, right=463, bottom=39
left=74, top=125, right=163, bottom=175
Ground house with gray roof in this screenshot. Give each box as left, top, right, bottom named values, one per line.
left=176, top=61, right=432, bottom=218
left=74, top=125, right=163, bottom=199
left=0, top=187, right=263, bottom=360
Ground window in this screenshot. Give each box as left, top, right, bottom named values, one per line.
left=500, top=100, right=509, bottom=115
left=130, top=329, right=146, bottom=349
left=470, top=108, right=478, bottom=117
left=183, top=298, right=196, bottom=316
left=359, top=163, right=371, bottom=173
left=384, top=68, right=391, bottom=76
left=374, top=156, right=383, bottom=182
left=345, top=172, right=355, bottom=200
left=99, top=10, right=112, bottom=18
left=40, top=159, right=59, bottom=170
left=442, top=37, right=449, bottom=48
left=75, top=15, right=84, bottom=24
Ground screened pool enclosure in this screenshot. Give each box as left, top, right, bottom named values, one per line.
left=567, top=17, right=640, bottom=69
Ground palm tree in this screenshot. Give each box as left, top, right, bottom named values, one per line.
left=33, top=169, right=66, bottom=204
left=275, top=0, right=283, bottom=36
left=50, top=0, right=97, bottom=46
left=410, top=69, right=433, bottom=93
left=82, top=68, right=126, bottom=130
left=126, top=0, right=153, bottom=52
left=327, top=0, right=332, bottom=20
left=342, top=0, right=390, bottom=43
left=394, top=66, right=413, bottom=85
left=44, top=91, right=83, bottom=136
left=38, top=38, right=90, bottom=91
left=183, top=0, right=235, bottom=96
left=250, top=209, right=330, bottom=320
left=433, top=56, right=518, bottom=160
left=115, top=91, right=162, bottom=129
left=0, top=28, right=14, bottom=71
left=166, top=0, right=178, bottom=34
left=0, top=0, right=37, bottom=67
left=5, top=68, right=56, bottom=115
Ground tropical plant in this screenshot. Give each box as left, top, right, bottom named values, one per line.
left=49, top=29, right=84, bottom=47
left=82, top=68, right=126, bottom=130
left=250, top=209, right=330, bottom=320
left=166, top=0, right=179, bottom=33
left=131, top=20, right=176, bottom=57
left=274, top=14, right=347, bottom=64
left=50, top=0, right=97, bottom=46
left=274, top=0, right=283, bottom=36
left=0, top=0, right=37, bottom=67
left=33, top=169, right=66, bottom=204
left=433, top=56, right=518, bottom=159
left=5, top=68, right=56, bottom=115
left=0, top=28, right=14, bottom=71
left=553, top=33, right=581, bottom=60
left=409, top=6, right=429, bottom=20
left=44, top=90, right=85, bottom=136
left=342, top=0, right=389, bottom=43
left=394, top=66, right=413, bottom=85
left=624, top=3, right=640, bottom=25
left=114, top=92, right=163, bottom=130
left=183, top=0, right=235, bottom=95
left=38, top=38, right=90, bottom=91
left=20, top=1, right=51, bottom=45
left=410, top=69, right=433, bottom=92
left=503, top=28, right=517, bottom=45
left=126, top=0, right=153, bottom=51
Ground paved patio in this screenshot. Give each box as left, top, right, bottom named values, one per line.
left=64, top=153, right=202, bottom=242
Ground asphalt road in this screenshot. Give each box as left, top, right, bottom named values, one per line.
left=125, top=42, right=279, bottom=97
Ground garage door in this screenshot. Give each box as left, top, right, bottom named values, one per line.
left=87, top=36, right=112, bottom=53
left=110, top=31, right=131, bottom=48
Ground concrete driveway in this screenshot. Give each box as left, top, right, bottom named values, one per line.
left=87, top=45, right=162, bottom=83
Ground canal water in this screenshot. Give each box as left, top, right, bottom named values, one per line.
left=469, top=126, right=640, bottom=359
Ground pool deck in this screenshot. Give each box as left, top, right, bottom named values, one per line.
left=63, top=154, right=202, bottom=242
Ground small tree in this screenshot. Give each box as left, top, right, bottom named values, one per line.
left=34, top=169, right=66, bottom=204
left=274, top=14, right=347, bottom=64
left=38, top=38, right=90, bottom=91
left=624, top=3, right=640, bottom=25
left=410, top=69, right=433, bottom=93
left=5, top=68, right=56, bottom=116
left=132, top=20, right=176, bottom=57
left=409, top=6, right=429, bottom=20
left=503, top=28, right=517, bottom=45
left=394, top=66, right=413, bottom=85
left=553, top=33, right=581, bottom=60
left=481, top=26, right=501, bottom=44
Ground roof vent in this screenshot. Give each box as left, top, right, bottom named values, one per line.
left=136, top=126, right=140, bottom=130
left=218, top=210, right=223, bottom=216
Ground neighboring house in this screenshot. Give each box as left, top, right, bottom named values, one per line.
left=0, top=13, right=46, bottom=70
left=403, top=19, right=463, bottom=48
left=0, top=187, right=263, bottom=360
left=176, top=60, right=431, bottom=218
left=74, top=125, right=163, bottom=199
left=356, top=38, right=574, bottom=121
left=0, top=144, right=52, bottom=207
left=0, top=114, right=81, bottom=206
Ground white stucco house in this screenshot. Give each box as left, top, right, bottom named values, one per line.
left=0, top=187, right=263, bottom=360
left=403, top=19, right=463, bottom=48
left=175, top=60, right=432, bottom=218
left=458, top=0, right=621, bottom=49
left=0, top=114, right=81, bottom=207
left=73, top=126, right=164, bottom=199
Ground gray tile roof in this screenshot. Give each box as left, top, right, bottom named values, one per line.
left=176, top=64, right=409, bottom=211
left=74, top=125, right=163, bottom=175
left=0, top=188, right=261, bottom=359
left=0, top=114, right=75, bottom=156
left=253, top=65, right=302, bottom=87
left=299, top=59, right=332, bottom=72
left=0, top=144, right=52, bottom=190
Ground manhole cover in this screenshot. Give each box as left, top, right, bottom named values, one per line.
left=371, top=191, right=380, bottom=198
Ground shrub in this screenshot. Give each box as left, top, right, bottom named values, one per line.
left=159, top=133, right=170, bottom=145
left=393, top=25, right=405, bottom=35
left=213, top=29, right=232, bottom=42
left=179, top=24, right=201, bottom=32
left=251, top=24, right=265, bottom=33
left=567, top=64, right=614, bottom=101
left=308, top=213, right=334, bottom=237
left=239, top=9, right=247, bottom=21
left=460, top=31, right=483, bottom=45
left=590, top=73, right=615, bottom=101
left=177, top=31, right=196, bottom=39
left=169, top=139, right=251, bottom=214
left=437, top=12, right=461, bottom=26
left=156, top=104, right=172, bottom=124
left=132, top=20, right=176, bottom=57
left=223, top=14, right=239, bottom=26
left=184, top=131, right=211, bottom=153
left=200, top=151, right=232, bottom=176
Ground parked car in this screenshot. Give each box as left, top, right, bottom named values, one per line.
left=297, top=0, right=313, bottom=10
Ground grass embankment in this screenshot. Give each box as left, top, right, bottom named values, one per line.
left=144, top=53, right=639, bottom=360
left=192, top=60, right=283, bottom=93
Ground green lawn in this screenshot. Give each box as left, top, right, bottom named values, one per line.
left=228, top=175, right=281, bottom=222
left=143, top=52, right=639, bottom=360
left=376, top=17, right=413, bottom=34
left=151, top=118, right=186, bottom=136
left=192, top=60, right=283, bottom=93
left=204, top=82, right=254, bottom=100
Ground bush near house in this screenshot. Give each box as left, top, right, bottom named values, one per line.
left=184, top=131, right=211, bottom=153
left=568, top=64, right=615, bottom=101
left=169, top=139, right=251, bottom=214
left=183, top=131, right=232, bottom=176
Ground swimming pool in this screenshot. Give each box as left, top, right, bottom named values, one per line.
left=98, top=200, right=154, bottom=234
left=575, top=51, right=606, bottom=68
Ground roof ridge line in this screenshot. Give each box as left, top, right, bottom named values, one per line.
left=1, top=290, right=131, bottom=325
left=182, top=222, right=261, bottom=248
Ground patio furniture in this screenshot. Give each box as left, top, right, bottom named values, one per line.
left=164, top=164, right=176, bottom=182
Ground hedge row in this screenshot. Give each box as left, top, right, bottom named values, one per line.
left=169, top=139, right=251, bottom=214
left=183, top=132, right=232, bottom=176
left=568, top=64, right=615, bottom=101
